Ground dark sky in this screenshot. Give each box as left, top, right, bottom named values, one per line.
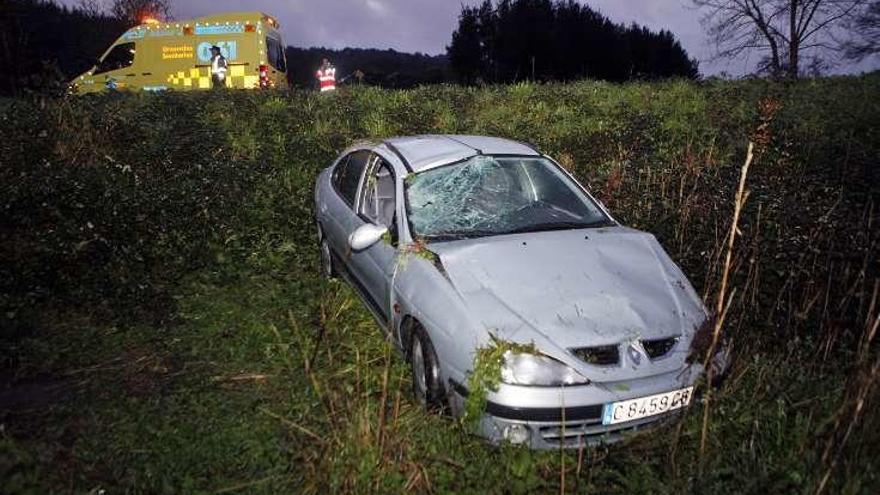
left=61, top=0, right=878, bottom=76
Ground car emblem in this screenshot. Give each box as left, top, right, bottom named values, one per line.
left=628, top=343, right=642, bottom=365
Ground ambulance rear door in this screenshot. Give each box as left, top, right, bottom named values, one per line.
left=265, top=33, right=287, bottom=88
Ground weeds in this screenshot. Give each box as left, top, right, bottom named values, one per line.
left=463, top=335, right=538, bottom=427
left=699, top=141, right=754, bottom=469
left=1, top=76, right=878, bottom=493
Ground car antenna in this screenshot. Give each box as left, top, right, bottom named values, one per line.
left=383, top=140, right=413, bottom=173
left=444, top=135, right=483, bottom=155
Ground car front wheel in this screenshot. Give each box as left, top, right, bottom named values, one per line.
left=321, top=239, right=336, bottom=280
left=410, top=324, right=446, bottom=412
left=318, top=227, right=336, bottom=280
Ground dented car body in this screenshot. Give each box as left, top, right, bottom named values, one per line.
left=314, top=135, right=723, bottom=448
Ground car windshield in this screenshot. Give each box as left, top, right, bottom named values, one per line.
left=405, top=155, right=610, bottom=239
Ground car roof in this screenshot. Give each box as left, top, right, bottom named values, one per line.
left=380, top=135, right=541, bottom=172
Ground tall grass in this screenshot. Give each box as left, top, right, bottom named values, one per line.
left=1, top=75, right=878, bottom=493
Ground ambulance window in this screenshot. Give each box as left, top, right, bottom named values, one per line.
left=266, top=37, right=286, bottom=72
left=95, top=42, right=136, bottom=74
left=333, top=151, right=370, bottom=208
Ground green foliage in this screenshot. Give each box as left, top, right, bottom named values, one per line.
left=403, top=238, right=438, bottom=263
left=448, top=0, right=698, bottom=83
left=1, top=75, right=878, bottom=494
left=463, top=335, right=537, bottom=428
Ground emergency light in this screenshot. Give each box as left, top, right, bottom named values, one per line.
left=259, top=65, right=270, bottom=89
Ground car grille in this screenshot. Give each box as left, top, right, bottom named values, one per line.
left=571, top=345, right=619, bottom=366
left=641, top=337, right=679, bottom=359
left=538, top=413, right=674, bottom=447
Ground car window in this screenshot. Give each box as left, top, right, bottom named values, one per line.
left=332, top=151, right=370, bottom=207
left=406, top=155, right=609, bottom=239
left=359, top=156, right=396, bottom=227
left=95, top=42, right=136, bottom=74
left=266, top=36, right=286, bottom=72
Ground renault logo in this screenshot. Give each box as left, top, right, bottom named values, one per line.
left=628, top=342, right=642, bottom=365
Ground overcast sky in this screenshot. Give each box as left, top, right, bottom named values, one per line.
left=61, top=0, right=878, bottom=76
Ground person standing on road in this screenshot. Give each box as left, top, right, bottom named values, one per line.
left=210, top=45, right=228, bottom=89
left=315, top=58, right=336, bottom=92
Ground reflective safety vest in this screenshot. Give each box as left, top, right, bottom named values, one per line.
left=316, top=66, right=336, bottom=92
left=211, top=55, right=228, bottom=76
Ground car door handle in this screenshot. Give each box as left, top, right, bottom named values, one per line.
left=125, top=73, right=136, bottom=77
left=141, top=72, right=152, bottom=76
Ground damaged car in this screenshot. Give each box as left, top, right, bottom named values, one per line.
left=314, top=135, right=726, bottom=448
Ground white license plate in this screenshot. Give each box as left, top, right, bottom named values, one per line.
left=602, top=386, right=694, bottom=425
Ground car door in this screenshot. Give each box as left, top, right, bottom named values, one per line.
left=323, top=149, right=370, bottom=264
left=347, top=153, right=400, bottom=323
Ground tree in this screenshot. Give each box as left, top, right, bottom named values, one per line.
left=284, top=46, right=450, bottom=89
left=0, top=0, right=128, bottom=95
left=447, top=7, right=483, bottom=84
left=110, top=0, right=172, bottom=27
left=845, top=0, right=880, bottom=59
left=694, top=0, right=868, bottom=79
left=447, top=0, right=698, bottom=84
left=76, top=0, right=104, bottom=18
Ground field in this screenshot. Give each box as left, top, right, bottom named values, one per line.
left=1, top=76, right=879, bottom=494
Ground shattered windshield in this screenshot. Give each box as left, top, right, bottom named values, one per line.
left=405, top=155, right=610, bottom=239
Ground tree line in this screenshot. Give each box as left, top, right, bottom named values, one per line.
left=447, top=0, right=700, bottom=83
left=0, top=0, right=175, bottom=95
left=0, top=0, right=128, bottom=95
left=285, top=47, right=449, bottom=90
left=2, top=0, right=875, bottom=95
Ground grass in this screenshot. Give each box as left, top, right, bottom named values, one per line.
left=1, top=75, right=879, bottom=494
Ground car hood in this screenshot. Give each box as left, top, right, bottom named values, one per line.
left=429, top=227, right=706, bottom=352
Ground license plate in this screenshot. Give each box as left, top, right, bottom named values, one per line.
left=602, top=386, right=694, bottom=425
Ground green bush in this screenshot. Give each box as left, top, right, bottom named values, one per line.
left=1, top=76, right=878, bottom=494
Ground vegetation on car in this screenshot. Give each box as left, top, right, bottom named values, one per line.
left=1, top=75, right=878, bottom=493
left=463, top=335, right=538, bottom=428
left=402, top=237, right=439, bottom=263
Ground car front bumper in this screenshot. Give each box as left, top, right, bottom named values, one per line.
left=451, top=364, right=705, bottom=449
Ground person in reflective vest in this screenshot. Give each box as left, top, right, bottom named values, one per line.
left=210, top=46, right=228, bottom=89
left=315, top=58, right=336, bottom=92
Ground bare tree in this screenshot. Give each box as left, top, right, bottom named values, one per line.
left=75, top=0, right=105, bottom=18
left=110, top=0, right=172, bottom=27
left=845, top=0, right=880, bottom=59
left=694, top=0, right=868, bottom=79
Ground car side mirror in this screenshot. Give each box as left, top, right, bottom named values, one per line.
left=348, top=223, right=388, bottom=251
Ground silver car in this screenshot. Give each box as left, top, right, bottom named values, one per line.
left=314, top=135, right=724, bottom=448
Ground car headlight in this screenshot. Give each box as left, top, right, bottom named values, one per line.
left=501, top=351, right=590, bottom=386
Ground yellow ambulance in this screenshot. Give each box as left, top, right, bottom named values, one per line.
left=71, top=11, right=288, bottom=93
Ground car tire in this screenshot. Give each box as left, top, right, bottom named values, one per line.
left=410, top=324, right=446, bottom=412
left=317, top=224, right=336, bottom=280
